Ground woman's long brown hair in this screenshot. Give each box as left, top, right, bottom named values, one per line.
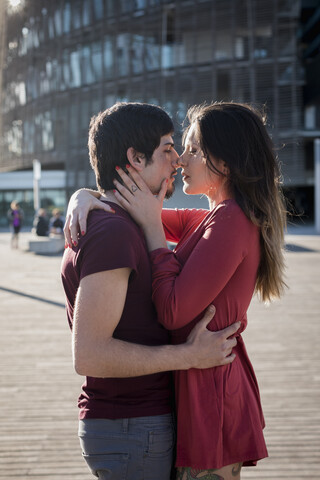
left=186, top=102, right=287, bottom=302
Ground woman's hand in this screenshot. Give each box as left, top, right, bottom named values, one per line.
left=113, top=166, right=168, bottom=251
left=64, top=189, right=114, bottom=247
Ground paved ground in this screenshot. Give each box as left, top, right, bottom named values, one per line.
left=0, top=228, right=319, bottom=479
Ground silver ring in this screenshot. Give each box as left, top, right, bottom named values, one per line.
left=131, top=185, right=138, bottom=193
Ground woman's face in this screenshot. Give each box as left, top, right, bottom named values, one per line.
left=179, top=123, right=225, bottom=198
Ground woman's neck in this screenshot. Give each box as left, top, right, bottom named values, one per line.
left=207, top=187, right=234, bottom=211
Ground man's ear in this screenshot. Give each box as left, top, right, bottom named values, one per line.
left=126, top=147, right=146, bottom=171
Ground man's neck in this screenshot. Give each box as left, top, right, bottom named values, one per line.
left=100, top=190, right=121, bottom=207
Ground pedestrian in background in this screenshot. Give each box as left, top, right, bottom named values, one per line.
left=49, top=208, right=65, bottom=236
left=7, top=201, right=23, bottom=249
left=33, top=208, right=49, bottom=237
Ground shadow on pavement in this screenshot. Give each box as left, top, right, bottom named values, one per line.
left=0, top=285, right=65, bottom=308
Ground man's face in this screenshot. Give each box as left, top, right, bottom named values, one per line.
left=141, top=134, right=179, bottom=199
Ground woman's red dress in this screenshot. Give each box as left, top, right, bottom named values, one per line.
left=150, top=199, right=268, bottom=469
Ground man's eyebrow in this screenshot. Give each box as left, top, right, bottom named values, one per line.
left=163, top=141, right=175, bottom=147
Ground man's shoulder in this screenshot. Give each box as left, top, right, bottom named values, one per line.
left=87, top=209, right=141, bottom=238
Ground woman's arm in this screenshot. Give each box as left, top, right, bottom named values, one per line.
left=162, top=208, right=208, bottom=244
left=64, top=189, right=115, bottom=246
left=150, top=205, right=253, bottom=330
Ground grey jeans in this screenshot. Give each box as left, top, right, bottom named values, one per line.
left=78, top=413, right=175, bottom=480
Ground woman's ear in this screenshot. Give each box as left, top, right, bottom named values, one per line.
left=126, top=148, right=146, bottom=171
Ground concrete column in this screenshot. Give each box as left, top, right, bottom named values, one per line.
left=33, top=159, right=41, bottom=213
left=315, top=139, right=320, bottom=233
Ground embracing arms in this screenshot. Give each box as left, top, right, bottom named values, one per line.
left=63, top=188, right=206, bottom=247
left=73, top=266, right=239, bottom=378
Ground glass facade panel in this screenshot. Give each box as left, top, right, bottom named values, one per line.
left=117, top=34, right=130, bottom=77
left=278, top=26, right=295, bottom=56
left=54, top=8, right=62, bottom=36
left=82, top=0, right=92, bottom=27
left=42, top=111, right=54, bottom=151
left=48, top=16, right=55, bottom=39
left=93, top=0, right=104, bottom=19
left=70, top=101, right=80, bottom=147
left=217, top=71, right=231, bottom=101
left=6, top=121, right=23, bottom=155
left=70, top=50, right=81, bottom=87
left=63, top=2, right=71, bottom=33
left=62, top=51, right=71, bottom=89
left=135, top=0, right=146, bottom=9
left=254, top=26, right=272, bottom=58
left=106, top=0, right=117, bottom=17
left=23, top=119, right=35, bottom=153
left=120, top=0, right=133, bottom=14
left=215, top=31, right=233, bottom=60
left=82, top=46, right=95, bottom=85
left=92, top=42, right=103, bottom=81
left=131, top=35, right=144, bottom=74
left=72, top=2, right=82, bottom=29
left=145, top=36, right=160, bottom=71
left=104, top=36, right=114, bottom=79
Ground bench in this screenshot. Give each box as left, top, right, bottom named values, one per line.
left=28, top=235, right=65, bottom=255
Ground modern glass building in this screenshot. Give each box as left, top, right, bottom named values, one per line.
left=0, top=0, right=319, bottom=225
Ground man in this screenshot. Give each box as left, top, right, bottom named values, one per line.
left=61, top=103, right=239, bottom=480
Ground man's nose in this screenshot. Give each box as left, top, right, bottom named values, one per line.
left=172, top=149, right=180, bottom=168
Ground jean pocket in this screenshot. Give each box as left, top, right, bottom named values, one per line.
left=146, top=425, right=174, bottom=457
left=143, top=427, right=174, bottom=480
left=82, top=452, right=129, bottom=479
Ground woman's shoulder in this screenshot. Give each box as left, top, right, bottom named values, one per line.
left=208, top=199, right=258, bottom=233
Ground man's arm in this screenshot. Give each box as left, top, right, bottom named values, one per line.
left=73, top=268, right=239, bottom=378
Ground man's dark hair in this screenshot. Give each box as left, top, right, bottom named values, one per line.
left=88, top=102, right=174, bottom=192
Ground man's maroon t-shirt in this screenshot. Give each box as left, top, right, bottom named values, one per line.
left=61, top=202, right=172, bottom=420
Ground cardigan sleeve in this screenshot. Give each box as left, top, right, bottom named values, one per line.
left=150, top=203, right=253, bottom=330
left=161, top=208, right=208, bottom=243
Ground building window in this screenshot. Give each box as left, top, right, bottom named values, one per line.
left=93, top=0, right=104, bottom=20
left=82, top=0, right=92, bottom=27
left=145, top=35, right=160, bottom=71
left=92, top=42, right=103, bottom=81
left=70, top=50, right=81, bottom=87
left=217, top=71, right=231, bottom=101
left=117, top=34, right=130, bottom=77
left=162, top=7, right=175, bottom=69
left=63, top=2, right=71, bottom=33
left=72, top=1, right=82, bottom=30
left=104, top=35, right=114, bottom=79
left=131, top=34, right=144, bottom=74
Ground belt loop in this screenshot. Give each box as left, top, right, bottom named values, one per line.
left=122, top=418, right=129, bottom=433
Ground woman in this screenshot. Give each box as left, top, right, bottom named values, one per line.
left=65, top=102, right=287, bottom=479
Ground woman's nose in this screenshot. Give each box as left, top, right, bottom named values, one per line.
left=178, top=154, right=185, bottom=167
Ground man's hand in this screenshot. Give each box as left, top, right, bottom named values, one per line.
left=186, top=305, right=240, bottom=369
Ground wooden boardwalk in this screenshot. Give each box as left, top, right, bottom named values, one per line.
left=0, top=230, right=319, bottom=479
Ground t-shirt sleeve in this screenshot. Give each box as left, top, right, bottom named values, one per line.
left=162, top=208, right=209, bottom=243
left=150, top=203, right=252, bottom=330
left=79, top=217, right=139, bottom=280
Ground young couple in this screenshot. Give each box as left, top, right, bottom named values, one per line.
left=61, top=101, right=286, bottom=480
